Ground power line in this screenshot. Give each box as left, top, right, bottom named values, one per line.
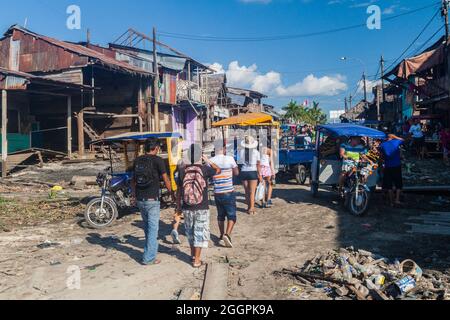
left=384, top=7, right=441, bottom=72
left=411, top=25, right=445, bottom=56
left=158, top=2, right=440, bottom=42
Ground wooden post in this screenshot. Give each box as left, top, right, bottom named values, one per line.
left=1, top=90, right=7, bottom=178
left=153, top=27, right=160, bottom=132
left=77, top=110, right=85, bottom=158
left=67, top=96, right=72, bottom=159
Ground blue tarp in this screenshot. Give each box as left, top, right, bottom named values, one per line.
left=97, top=132, right=182, bottom=143
left=317, top=124, right=386, bottom=139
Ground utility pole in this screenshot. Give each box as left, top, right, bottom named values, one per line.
left=87, top=28, right=91, bottom=45
left=344, top=97, right=348, bottom=112
left=152, top=27, right=160, bottom=132
left=349, top=95, right=353, bottom=111
left=443, top=0, right=449, bottom=45
left=380, top=55, right=385, bottom=102
left=362, top=72, right=367, bottom=104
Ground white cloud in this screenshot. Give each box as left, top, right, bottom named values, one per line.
left=209, top=62, right=225, bottom=74
left=209, top=61, right=348, bottom=97
left=276, top=74, right=348, bottom=97
left=357, top=78, right=381, bottom=97
left=383, top=5, right=398, bottom=15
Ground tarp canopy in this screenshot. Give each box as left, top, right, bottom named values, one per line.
left=212, top=113, right=277, bottom=127
left=385, top=37, right=446, bottom=80
left=92, top=132, right=182, bottom=144
left=317, top=124, right=386, bottom=139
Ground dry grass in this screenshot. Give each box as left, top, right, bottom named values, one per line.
left=0, top=197, right=82, bottom=232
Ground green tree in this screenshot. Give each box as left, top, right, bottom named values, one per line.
left=283, top=100, right=327, bottom=125
left=282, top=100, right=304, bottom=123
left=306, top=101, right=327, bottom=125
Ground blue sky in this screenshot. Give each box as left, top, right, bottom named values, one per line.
left=0, top=0, right=444, bottom=114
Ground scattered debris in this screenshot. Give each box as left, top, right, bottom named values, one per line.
left=407, top=212, right=450, bottom=236
left=274, top=247, right=450, bottom=300
left=85, top=263, right=104, bottom=271
left=403, top=159, right=450, bottom=187
left=37, top=241, right=61, bottom=249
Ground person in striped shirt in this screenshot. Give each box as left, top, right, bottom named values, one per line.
left=209, top=143, right=240, bottom=248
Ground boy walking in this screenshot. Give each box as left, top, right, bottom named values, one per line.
left=175, top=144, right=221, bottom=268
left=209, top=142, right=240, bottom=248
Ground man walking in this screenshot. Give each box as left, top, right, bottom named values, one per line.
left=132, top=138, right=173, bottom=266
left=209, top=141, right=239, bottom=248
left=175, top=144, right=221, bottom=268
left=380, top=134, right=404, bottom=207
left=409, top=119, right=425, bottom=159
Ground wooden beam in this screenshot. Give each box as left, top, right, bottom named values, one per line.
left=1, top=90, right=7, bottom=178
left=67, top=96, right=72, bottom=159
left=77, top=110, right=85, bottom=158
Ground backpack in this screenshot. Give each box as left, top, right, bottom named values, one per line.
left=182, top=166, right=207, bottom=206
left=134, top=156, right=156, bottom=188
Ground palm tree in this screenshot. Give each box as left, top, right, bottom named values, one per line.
left=282, top=100, right=302, bottom=123
left=306, top=101, right=327, bottom=125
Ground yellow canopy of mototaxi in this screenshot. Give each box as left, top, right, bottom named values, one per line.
left=212, top=112, right=279, bottom=127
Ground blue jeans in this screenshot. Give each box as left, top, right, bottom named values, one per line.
left=137, top=200, right=161, bottom=264
left=215, top=193, right=237, bottom=223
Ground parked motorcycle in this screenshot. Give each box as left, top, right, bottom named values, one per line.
left=341, top=161, right=377, bottom=216
left=84, top=169, right=133, bottom=229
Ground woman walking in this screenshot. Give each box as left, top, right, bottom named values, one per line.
left=239, top=136, right=262, bottom=215
left=260, top=146, right=275, bottom=208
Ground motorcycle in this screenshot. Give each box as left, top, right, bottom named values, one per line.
left=341, top=160, right=377, bottom=216
left=84, top=169, right=133, bottom=229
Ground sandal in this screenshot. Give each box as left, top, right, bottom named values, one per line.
left=143, top=259, right=161, bottom=266
left=193, top=261, right=206, bottom=268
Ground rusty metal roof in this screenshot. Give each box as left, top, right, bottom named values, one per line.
left=0, top=67, right=91, bottom=91
left=5, top=25, right=154, bottom=76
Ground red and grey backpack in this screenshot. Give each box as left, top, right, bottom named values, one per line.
left=182, top=166, right=206, bottom=206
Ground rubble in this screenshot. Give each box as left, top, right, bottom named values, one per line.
left=403, top=159, right=450, bottom=186
left=274, top=247, right=450, bottom=300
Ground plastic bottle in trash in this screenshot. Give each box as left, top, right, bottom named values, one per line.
left=341, top=263, right=353, bottom=281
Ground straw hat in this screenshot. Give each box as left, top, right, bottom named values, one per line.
left=241, top=135, right=258, bottom=149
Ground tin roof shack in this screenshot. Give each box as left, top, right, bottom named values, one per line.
left=0, top=25, right=154, bottom=158
left=108, top=29, right=219, bottom=145
left=0, top=68, right=90, bottom=177
left=384, top=36, right=450, bottom=125
left=372, top=83, right=403, bottom=123
left=226, top=87, right=268, bottom=116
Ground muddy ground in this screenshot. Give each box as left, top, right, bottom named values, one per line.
left=1, top=180, right=450, bottom=300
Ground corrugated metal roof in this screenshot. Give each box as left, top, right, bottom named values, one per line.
left=0, top=67, right=91, bottom=90
left=5, top=25, right=154, bottom=76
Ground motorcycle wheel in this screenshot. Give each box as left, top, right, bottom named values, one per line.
left=295, top=165, right=308, bottom=185
left=84, top=197, right=118, bottom=229
left=346, top=187, right=370, bottom=217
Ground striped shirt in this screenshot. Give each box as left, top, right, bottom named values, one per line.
left=210, top=155, right=237, bottom=194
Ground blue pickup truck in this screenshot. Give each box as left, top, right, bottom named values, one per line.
left=278, top=135, right=315, bottom=185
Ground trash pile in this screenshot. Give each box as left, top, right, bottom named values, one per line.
left=403, top=159, right=450, bottom=186
left=275, top=247, right=450, bottom=300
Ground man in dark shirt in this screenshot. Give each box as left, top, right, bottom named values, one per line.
left=380, top=134, right=404, bottom=207
left=175, top=143, right=220, bottom=268
left=132, top=138, right=173, bottom=266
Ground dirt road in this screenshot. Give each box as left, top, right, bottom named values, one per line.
left=1, top=183, right=449, bottom=300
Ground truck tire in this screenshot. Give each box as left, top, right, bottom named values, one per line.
left=295, top=165, right=308, bottom=185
